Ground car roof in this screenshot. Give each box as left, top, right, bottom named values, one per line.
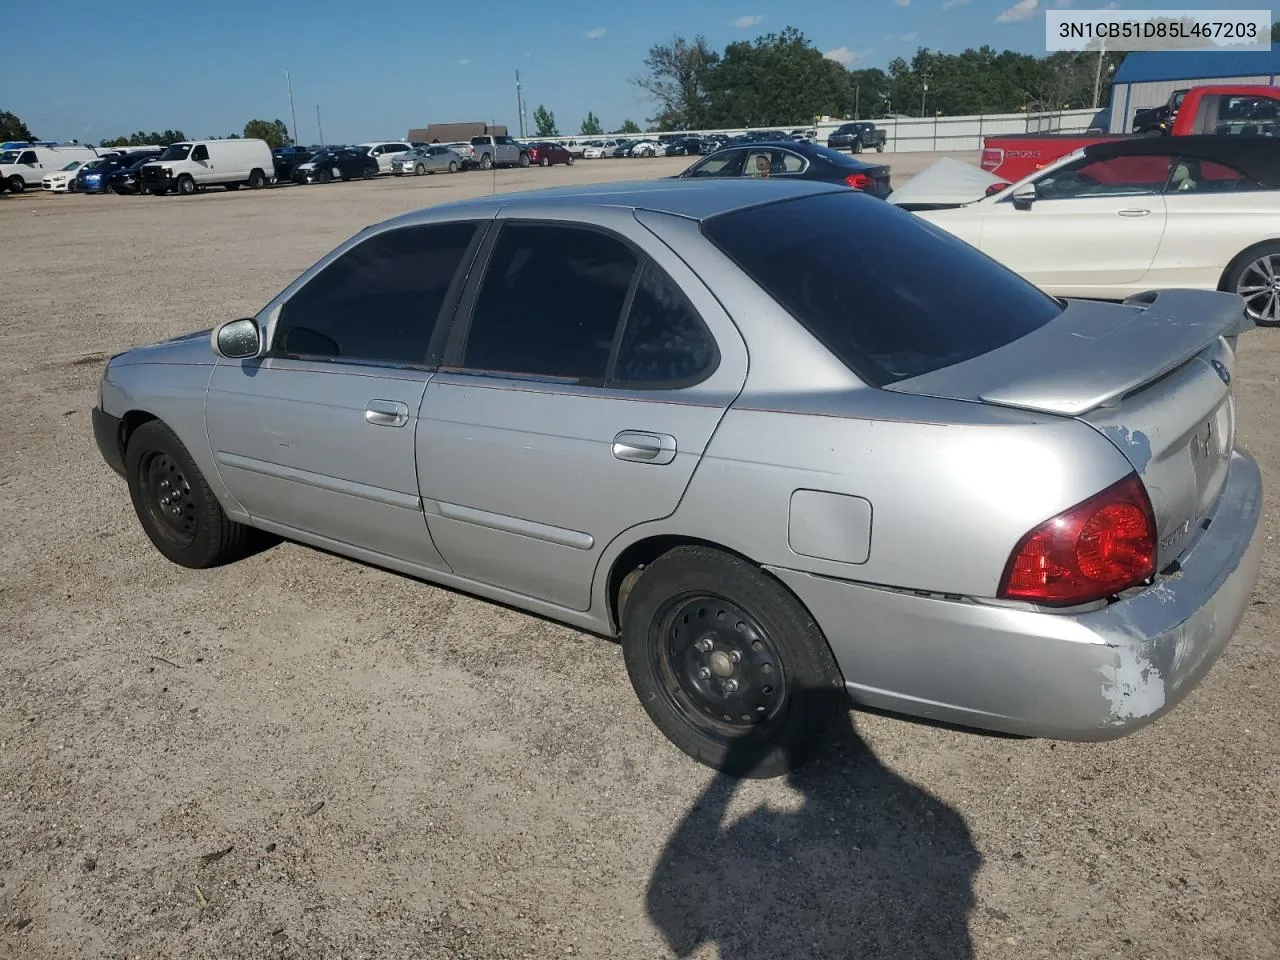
left=1083, top=133, right=1280, bottom=187
left=387, top=178, right=846, bottom=225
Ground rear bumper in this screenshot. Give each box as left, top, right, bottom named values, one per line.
left=771, top=449, right=1263, bottom=740
left=92, top=406, right=126, bottom=478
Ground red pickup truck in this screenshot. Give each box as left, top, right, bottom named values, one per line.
left=980, top=84, right=1280, bottom=182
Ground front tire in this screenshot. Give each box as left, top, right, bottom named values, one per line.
left=7, top=175, right=25, bottom=193
left=620, top=546, right=846, bottom=778
left=875, top=143, right=885, bottom=152
left=176, top=175, right=197, bottom=196
left=125, top=420, right=250, bottom=568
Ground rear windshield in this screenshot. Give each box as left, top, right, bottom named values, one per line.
left=702, top=191, right=1063, bottom=386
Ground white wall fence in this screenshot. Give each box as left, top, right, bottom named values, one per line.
left=543, top=107, right=1100, bottom=154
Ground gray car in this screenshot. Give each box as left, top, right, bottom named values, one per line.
left=90, top=179, right=1263, bottom=777
left=391, top=145, right=462, bottom=176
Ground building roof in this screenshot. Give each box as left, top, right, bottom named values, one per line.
left=406, top=122, right=508, bottom=143
left=1113, top=44, right=1280, bottom=84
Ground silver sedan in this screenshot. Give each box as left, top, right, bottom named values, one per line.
left=91, top=179, right=1263, bottom=777
left=391, top=145, right=462, bottom=176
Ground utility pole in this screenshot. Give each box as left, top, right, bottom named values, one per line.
left=316, top=104, right=324, bottom=147
left=1092, top=39, right=1107, bottom=109
left=286, top=68, right=300, bottom=147
left=920, top=81, right=928, bottom=118
left=854, top=83, right=860, bottom=120
left=515, top=69, right=525, bottom=137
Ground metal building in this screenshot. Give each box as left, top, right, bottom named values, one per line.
left=1109, top=44, right=1280, bottom=133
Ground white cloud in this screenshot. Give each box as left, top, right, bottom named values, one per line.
left=895, top=0, right=911, bottom=6
left=458, top=58, right=471, bottom=65
left=996, top=0, right=1038, bottom=22
left=732, top=15, right=763, bottom=28
left=901, top=31, right=919, bottom=41
left=1052, top=0, right=1073, bottom=7
left=824, top=46, right=856, bottom=65
left=941, top=0, right=970, bottom=9
left=584, top=27, right=607, bottom=40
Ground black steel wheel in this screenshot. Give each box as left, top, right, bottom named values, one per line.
left=621, top=546, right=846, bottom=778
left=125, top=420, right=250, bottom=568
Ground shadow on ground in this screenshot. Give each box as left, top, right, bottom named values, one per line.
left=647, top=692, right=980, bottom=959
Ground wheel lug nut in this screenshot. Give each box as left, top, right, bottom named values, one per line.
left=730, top=651, right=742, bottom=664
left=696, top=637, right=713, bottom=653
left=698, top=666, right=712, bottom=680
left=724, top=679, right=739, bottom=693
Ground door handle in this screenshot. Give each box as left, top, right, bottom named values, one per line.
left=1116, top=208, right=1151, bottom=217
left=613, top=431, right=677, bottom=465
left=365, top=399, right=409, bottom=427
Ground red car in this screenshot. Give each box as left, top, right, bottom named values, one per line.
left=526, top=142, right=574, bottom=167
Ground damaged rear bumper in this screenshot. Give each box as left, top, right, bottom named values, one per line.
left=769, top=449, right=1263, bottom=740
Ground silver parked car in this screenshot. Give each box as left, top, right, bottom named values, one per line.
left=391, top=145, right=463, bottom=176
left=91, top=179, right=1263, bottom=777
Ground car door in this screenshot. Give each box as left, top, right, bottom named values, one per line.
left=974, top=151, right=1173, bottom=294
left=205, top=220, right=486, bottom=571
left=416, top=213, right=747, bottom=611
left=1141, top=155, right=1278, bottom=291
left=190, top=143, right=213, bottom=184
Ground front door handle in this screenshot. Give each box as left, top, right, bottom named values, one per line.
left=613, top=431, right=677, bottom=465
left=1116, top=208, right=1151, bottom=217
left=365, top=399, right=409, bottom=427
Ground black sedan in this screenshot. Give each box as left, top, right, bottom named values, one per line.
left=105, top=154, right=163, bottom=195
left=673, top=140, right=892, bottom=197
left=272, top=146, right=314, bottom=181
left=291, top=148, right=378, bottom=183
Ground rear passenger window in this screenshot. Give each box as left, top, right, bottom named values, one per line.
left=1168, top=157, right=1264, bottom=193
left=274, top=222, right=477, bottom=365
left=612, top=262, right=718, bottom=386
left=462, top=224, right=637, bottom=381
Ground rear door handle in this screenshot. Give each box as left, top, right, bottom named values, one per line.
left=613, top=431, right=677, bottom=465
left=365, top=399, right=409, bottom=427
left=1117, top=208, right=1151, bottom=217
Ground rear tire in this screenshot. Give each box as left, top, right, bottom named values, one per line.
left=875, top=143, right=885, bottom=152
left=620, top=546, right=847, bottom=778
left=567, top=154, right=574, bottom=165
left=125, top=420, right=250, bottom=569
left=248, top=169, right=266, bottom=189
left=448, top=161, right=458, bottom=173
left=1223, top=241, right=1280, bottom=326
left=176, top=175, right=197, bottom=196
left=518, top=152, right=530, bottom=168
left=479, top=154, right=493, bottom=170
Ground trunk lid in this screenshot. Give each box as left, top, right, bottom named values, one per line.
left=885, top=289, right=1252, bottom=569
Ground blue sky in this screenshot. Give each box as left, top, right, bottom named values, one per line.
left=7, top=0, right=1265, bottom=143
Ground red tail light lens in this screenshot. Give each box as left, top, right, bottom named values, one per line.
left=845, top=173, right=872, bottom=189
left=999, top=473, right=1156, bottom=606
left=980, top=147, right=1004, bottom=172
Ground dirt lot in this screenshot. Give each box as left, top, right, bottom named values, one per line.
left=1, top=151, right=1278, bottom=960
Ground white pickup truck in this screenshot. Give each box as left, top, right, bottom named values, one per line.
left=469, top=135, right=530, bottom=170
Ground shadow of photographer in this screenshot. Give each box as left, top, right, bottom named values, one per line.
left=647, top=690, right=980, bottom=959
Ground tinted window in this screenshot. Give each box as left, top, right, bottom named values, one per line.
left=686, top=150, right=746, bottom=178
left=613, top=262, right=717, bottom=386
left=462, top=224, right=638, bottom=381
left=702, top=192, right=1062, bottom=387
left=192, top=145, right=209, bottom=161
left=19, top=151, right=36, bottom=164
left=1035, top=153, right=1173, bottom=199
left=274, top=222, right=477, bottom=365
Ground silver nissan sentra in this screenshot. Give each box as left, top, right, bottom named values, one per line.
left=91, top=179, right=1263, bottom=777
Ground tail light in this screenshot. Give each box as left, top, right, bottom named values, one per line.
left=998, top=473, right=1156, bottom=606
left=845, top=173, right=872, bottom=189
left=980, top=147, right=1003, bottom=172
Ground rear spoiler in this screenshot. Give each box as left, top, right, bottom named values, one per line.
left=886, top=289, right=1253, bottom=417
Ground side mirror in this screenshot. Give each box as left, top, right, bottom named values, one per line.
left=212, top=318, right=263, bottom=359
left=985, top=182, right=1011, bottom=197
left=1011, top=186, right=1036, bottom=210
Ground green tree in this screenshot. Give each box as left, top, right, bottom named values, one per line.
left=616, top=119, right=642, bottom=134
left=580, top=112, right=603, bottom=135
left=532, top=104, right=559, bottom=137
left=243, top=119, right=291, bottom=147
left=703, top=27, right=851, bottom=128
left=100, top=129, right=187, bottom=147
left=1272, top=20, right=1279, bottom=41
left=0, top=110, right=35, bottom=141
left=632, top=34, right=720, bottom=128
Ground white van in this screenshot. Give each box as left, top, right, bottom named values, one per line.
left=0, top=144, right=99, bottom=192
left=359, top=141, right=413, bottom=174
left=140, top=138, right=274, bottom=196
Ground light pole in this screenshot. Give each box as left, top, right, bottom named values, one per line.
left=1091, top=40, right=1107, bottom=109
left=316, top=104, right=324, bottom=147
left=286, top=68, right=299, bottom=146
left=920, top=81, right=928, bottom=117
left=515, top=70, right=525, bottom=137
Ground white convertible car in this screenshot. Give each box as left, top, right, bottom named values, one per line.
left=890, top=135, right=1280, bottom=325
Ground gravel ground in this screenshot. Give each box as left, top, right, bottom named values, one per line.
left=1, top=152, right=1278, bottom=960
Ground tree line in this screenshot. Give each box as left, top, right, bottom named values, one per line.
left=531, top=106, right=642, bottom=138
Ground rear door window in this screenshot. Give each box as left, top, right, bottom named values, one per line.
left=1167, top=156, right=1267, bottom=193
left=702, top=191, right=1062, bottom=387
left=1033, top=153, right=1175, bottom=199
